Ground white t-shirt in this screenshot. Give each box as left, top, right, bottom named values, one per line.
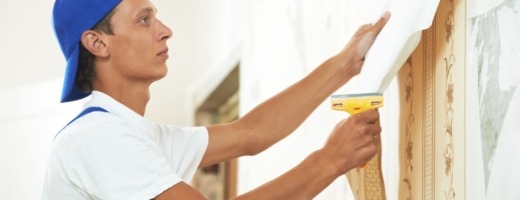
left=43, top=91, right=208, bottom=200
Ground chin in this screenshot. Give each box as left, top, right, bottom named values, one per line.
left=152, top=64, right=168, bottom=81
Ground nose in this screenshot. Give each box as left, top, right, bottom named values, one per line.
left=156, top=19, right=173, bottom=42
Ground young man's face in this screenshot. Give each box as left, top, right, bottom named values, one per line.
left=105, top=0, right=172, bottom=83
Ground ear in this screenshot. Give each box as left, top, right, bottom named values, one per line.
left=80, top=30, right=109, bottom=58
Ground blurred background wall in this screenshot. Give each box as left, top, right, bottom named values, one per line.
left=0, top=0, right=400, bottom=199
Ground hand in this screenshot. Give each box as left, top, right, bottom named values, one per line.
left=322, top=110, right=382, bottom=175
left=334, top=11, right=390, bottom=77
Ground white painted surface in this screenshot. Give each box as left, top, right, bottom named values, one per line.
left=0, top=0, right=64, bottom=90
left=0, top=80, right=84, bottom=199
left=496, top=5, right=520, bottom=92
left=486, top=82, right=520, bottom=200
left=467, top=0, right=505, bottom=18
left=466, top=21, right=486, bottom=200
left=486, top=3, right=520, bottom=199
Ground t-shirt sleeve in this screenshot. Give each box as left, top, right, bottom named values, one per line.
left=155, top=125, right=209, bottom=183
left=68, top=121, right=181, bottom=200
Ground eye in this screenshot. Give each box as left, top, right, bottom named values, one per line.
left=139, top=17, right=149, bottom=23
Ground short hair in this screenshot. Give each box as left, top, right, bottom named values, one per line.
left=76, top=9, right=116, bottom=93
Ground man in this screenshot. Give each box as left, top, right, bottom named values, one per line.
left=43, top=0, right=389, bottom=199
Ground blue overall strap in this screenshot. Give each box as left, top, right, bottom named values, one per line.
left=54, top=107, right=109, bottom=140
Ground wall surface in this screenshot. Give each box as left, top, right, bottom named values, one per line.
left=0, top=80, right=85, bottom=199
left=0, top=0, right=86, bottom=198
left=0, top=0, right=65, bottom=90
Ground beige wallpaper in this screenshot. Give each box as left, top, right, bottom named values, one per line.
left=405, top=0, right=467, bottom=199
left=433, top=0, right=466, bottom=199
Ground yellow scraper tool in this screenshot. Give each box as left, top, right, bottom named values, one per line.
left=331, top=93, right=384, bottom=115
left=330, top=93, right=384, bottom=168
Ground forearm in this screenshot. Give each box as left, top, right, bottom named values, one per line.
left=239, top=55, right=355, bottom=154
left=231, top=149, right=341, bottom=200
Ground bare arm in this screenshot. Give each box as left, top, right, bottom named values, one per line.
left=157, top=110, right=382, bottom=200
left=199, top=12, right=390, bottom=168
left=233, top=109, right=382, bottom=200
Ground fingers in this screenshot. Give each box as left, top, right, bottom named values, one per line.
left=372, top=133, right=381, bottom=147
left=354, top=11, right=390, bottom=36
left=353, top=110, right=382, bottom=143
left=370, top=11, right=391, bottom=36
left=362, top=122, right=381, bottom=138
left=326, top=113, right=382, bottom=172
left=364, top=123, right=381, bottom=156
left=355, top=110, right=380, bottom=124
left=370, top=123, right=382, bottom=142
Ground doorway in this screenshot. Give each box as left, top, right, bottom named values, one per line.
left=191, top=65, right=239, bottom=200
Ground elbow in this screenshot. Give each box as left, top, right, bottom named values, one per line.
left=229, top=119, right=262, bottom=156
left=234, top=120, right=263, bottom=156
left=246, top=143, right=263, bottom=156
left=244, top=129, right=273, bottom=156
left=244, top=130, right=263, bottom=156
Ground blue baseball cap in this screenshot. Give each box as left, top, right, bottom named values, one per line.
left=52, top=0, right=122, bottom=102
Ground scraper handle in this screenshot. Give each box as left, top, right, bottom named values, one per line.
left=348, top=108, right=379, bottom=169
left=348, top=105, right=375, bottom=169
left=330, top=94, right=384, bottom=168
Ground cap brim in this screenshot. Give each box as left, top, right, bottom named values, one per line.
left=60, top=44, right=90, bottom=103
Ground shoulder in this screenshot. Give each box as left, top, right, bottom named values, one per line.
left=53, top=112, right=143, bottom=152
left=59, top=111, right=134, bottom=135
left=60, top=113, right=165, bottom=166
left=153, top=124, right=208, bottom=143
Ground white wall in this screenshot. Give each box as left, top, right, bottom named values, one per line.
left=0, top=0, right=83, bottom=198
left=0, top=80, right=85, bottom=199
left=0, top=0, right=64, bottom=90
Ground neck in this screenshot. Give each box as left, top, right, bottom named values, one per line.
left=92, top=78, right=151, bottom=116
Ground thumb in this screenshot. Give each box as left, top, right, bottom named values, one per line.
left=370, top=11, right=391, bottom=36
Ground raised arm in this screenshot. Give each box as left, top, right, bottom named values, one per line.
left=199, top=12, right=390, bottom=168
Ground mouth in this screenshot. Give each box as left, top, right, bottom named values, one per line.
left=157, top=48, right=169, bottom=57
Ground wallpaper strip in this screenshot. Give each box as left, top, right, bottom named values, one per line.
left=433, top=0, right=466, bottom=199
left=346, top=135, right=386, bottom=200
left=423, top=23, right=436, bottom=200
